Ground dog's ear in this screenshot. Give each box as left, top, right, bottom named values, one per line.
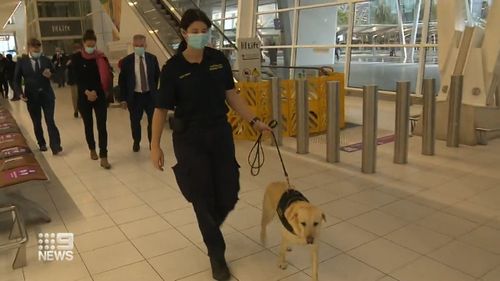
left=284, top=206, right=299, bottom=222
left=322, top=213, right=327, bottom=222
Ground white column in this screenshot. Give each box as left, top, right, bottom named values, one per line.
left=236, top=0, right=256, bottom=39
left=396, top=0, right=407, bottom=62
left=89, top=0, right=113, bottom=53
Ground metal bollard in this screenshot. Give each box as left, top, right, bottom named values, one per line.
left=362, top=85, right=378, bottom=173
left=296, top=78, right=309, bottom=154
left=422, top=78, right=436, bottom=155
left=327, top=81, right=340, bottom=163
left=447, top=75, right=463, bottom=147
left=271, top=77, right=283, bottom=146
left=394, top=81, right=410, bottom=164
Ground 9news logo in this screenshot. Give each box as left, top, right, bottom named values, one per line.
left=37, top=232, right=74, bottom=261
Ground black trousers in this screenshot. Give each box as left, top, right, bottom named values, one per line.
left=172, top=120, right=240, bottom=259
left=0, top=79, right=8, bottom=98
left=8, top=79, right=19, bottom=99
left=26, top=94, right=61, bottom=152
left=79, top=96, right=108, bottom=157
left=55, top=67, right=66, bottom=87
left=128, top=92, right=154, bottom=144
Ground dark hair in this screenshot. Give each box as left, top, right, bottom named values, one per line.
left=28, top=38, right=42, bottom=47
left=177, top=9, right=212, bottom=54
left=83, top=29, right=97, bottom=42
left=6, top=54, right=12, bottom=60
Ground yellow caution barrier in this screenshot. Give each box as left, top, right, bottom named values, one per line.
left=228, top=73, right=345, bottom=140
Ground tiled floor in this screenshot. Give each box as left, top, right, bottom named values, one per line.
left=1, top=88, right=500, bottom=281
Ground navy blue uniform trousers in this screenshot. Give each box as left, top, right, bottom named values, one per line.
left=172, top=120, right=240, bottom=259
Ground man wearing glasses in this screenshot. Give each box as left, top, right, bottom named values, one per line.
left=13, top=38, right=62, bottom=155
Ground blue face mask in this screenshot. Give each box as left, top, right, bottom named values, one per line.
left=134, top=47, right=145, bottom=56
left=85, top=47, right=95, bottom=54
left=187, top=33, right=209, bottom=49
left=31, top=52, right=41, bottom=59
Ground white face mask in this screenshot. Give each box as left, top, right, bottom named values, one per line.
left=31, top=52, right=41, bottom=59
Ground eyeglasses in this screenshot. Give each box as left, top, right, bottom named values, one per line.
left=30, top=43, right=41, bottom=47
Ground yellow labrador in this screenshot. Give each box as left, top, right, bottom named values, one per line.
left=261, top=182, right=326, bottom=281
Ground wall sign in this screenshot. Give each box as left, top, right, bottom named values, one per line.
left=39, top=20, right=82, bottom=37
left=237, top=37, right=262, bottom=82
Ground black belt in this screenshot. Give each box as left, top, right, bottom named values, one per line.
left=134, top=91, right=150, bottom=94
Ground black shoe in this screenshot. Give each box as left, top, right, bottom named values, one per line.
left=39, top=145, right=48, bottom=152
left=73, top=112, right=78, bottom=118
left=52, top=147, right=63, bottom=155
left=133, top=142, right=140, bottom=152
left=210, top=257, right=230, bottom=281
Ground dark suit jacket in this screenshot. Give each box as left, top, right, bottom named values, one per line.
left=118, top=52, right=160, bottom=103
left=13, top=55, right=55, bottom=101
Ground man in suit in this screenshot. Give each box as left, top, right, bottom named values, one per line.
left=51, top=47, right=68, bottom=88
left=5, top=54, right=19, bottom=101
left=14, top=38, right=62, bottom=155
left=118, top=34, right=160, bottom=152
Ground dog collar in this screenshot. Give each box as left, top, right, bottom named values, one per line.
left=276, top=189, right=309, bottom=235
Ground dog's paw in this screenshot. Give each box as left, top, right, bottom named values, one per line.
left=278, top=261, right=288, bottom=270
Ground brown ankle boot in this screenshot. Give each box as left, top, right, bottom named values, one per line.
left=90, top=150, right=98, bottom=160
left=100, top=157, right=111, bottom=169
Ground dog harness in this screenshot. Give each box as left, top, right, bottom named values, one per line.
left=276, top=189, right=309, bottom=235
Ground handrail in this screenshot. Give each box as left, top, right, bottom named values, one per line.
left=160, top=0, right=238, bottom=50
left=262, top=65, right=333, bottom=76
left=120, top=2, right=174, bottom=57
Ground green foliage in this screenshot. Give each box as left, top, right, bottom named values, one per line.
left=372, top=0, right=397, bottom=24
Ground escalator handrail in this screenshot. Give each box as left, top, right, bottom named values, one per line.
left=160, top=0, right=238, bottom=50
left=125, top=2, right=175, bottom=57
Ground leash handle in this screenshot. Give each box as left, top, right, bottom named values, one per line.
left=249, top=120, right=291, bottom=189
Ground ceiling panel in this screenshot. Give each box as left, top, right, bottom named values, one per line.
left=0, top=0, right=21, bottom=31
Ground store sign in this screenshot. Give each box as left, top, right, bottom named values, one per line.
left=0, top=35, right=10, bottom=41
left=237, top=37, right=261, bottom=82
left=39, top=20, right=82, bottom=37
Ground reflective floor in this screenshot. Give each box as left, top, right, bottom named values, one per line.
left=1, top=87, right=500, bottom=281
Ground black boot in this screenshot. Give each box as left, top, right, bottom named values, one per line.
left=210, top=256, right=230, bottom=281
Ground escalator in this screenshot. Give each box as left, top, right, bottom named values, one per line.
left=127, top=0, right=237, bottom=58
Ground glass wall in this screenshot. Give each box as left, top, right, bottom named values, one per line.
left=253, top=0, right=441, bottom=93
left=194, top=0, right=495, bottom=94
left=0, top=35, right=17, bottom=56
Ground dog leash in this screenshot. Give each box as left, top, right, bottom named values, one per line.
left=248, top=120, right=291, bottom=189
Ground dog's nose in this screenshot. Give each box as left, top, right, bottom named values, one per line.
left=306, top=236, right=314, bottom=244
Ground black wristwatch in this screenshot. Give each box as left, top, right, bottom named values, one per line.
left=249, top=117, right=261, bottom=127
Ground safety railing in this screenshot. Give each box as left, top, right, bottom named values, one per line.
left=228, top=73, right=490, bottom=174
left=260, top=65, right=335, bottom=80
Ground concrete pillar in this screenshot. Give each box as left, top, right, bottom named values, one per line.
left=89, top=0, right=114, bottom=52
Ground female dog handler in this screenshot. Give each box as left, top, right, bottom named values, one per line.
left=150, top=8, right=270, bottom=281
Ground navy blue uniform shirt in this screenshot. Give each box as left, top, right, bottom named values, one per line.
left=156, top=47, right=235, bottom=121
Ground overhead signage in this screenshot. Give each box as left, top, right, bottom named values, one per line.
left=39, top=20, right=82, bottom=37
